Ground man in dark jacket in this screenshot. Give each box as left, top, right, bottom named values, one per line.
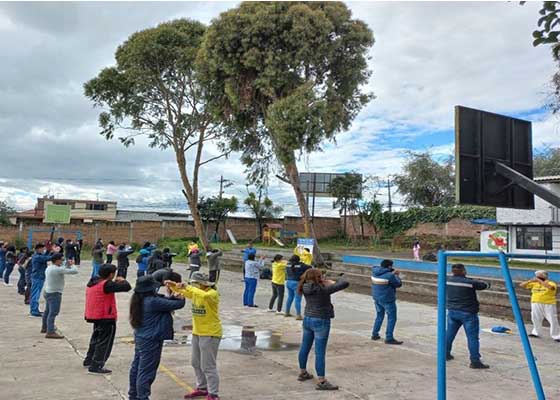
left=116, top=244, right=135, bottom=278
left=30, top=244, right=55, bottom=317
left=84, top=263, right=131, bottom=374
left=147, top=250, right=166, bottom=275
left=446, top=263, right=490, bottom=369
left=64, top=239, right=77, bottom=261
left=371, top=259, right=403, bottom=345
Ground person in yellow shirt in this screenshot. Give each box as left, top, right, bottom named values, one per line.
left=520, top=270, right=560, bottom=342
left=294, top=245, right=313, bottom=266
left=268, top=254, right=287, bottom=314
left=165, top=272, right=222, bottom=400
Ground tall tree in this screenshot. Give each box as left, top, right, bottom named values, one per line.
left=329, top=173, right=363, bottom=238
left=198, top=2, right=374, bottom=265
left=534, top=146, right=560, bottom=176
left=197, top=196, right=238, bottom=239
left=394, top=151, right=454, bottom=207
left=244, top=187, right=283, bottom=239
left=84, top=19, right=228, bottom=249
left=0, top=200, right=14, bottom=226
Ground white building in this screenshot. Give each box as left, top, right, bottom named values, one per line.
left=496, top=175, right=560, bottom=262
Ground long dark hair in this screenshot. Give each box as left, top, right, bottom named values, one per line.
left=290, top=254, right=300, bottom=274
left=297, top=268, right=323, bottom=295
left=129, top=292, right=154, bottom=329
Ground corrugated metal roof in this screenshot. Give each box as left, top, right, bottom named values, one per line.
left=534, top=175, right=560, bottom=183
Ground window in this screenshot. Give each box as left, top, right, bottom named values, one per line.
left=54, top=201, right=75, bottom=209
left=86, top=203, right=107, bottom=211
left=515, top=226, right=552, bottom=251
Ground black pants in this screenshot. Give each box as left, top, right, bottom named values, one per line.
left=75, top=253, right=81, bottom=266
left=17, top=266, right=26, bottom=294
left=106, top=254, right=113, bottom=264
left=209, top=269, right=220, bottom=284
left=269, top=283, right=285, bottom=312
left=24, top=277, right=31, bottom=304
left=117, top=265, right=128, bottom=279
left=85, top=320, right=117, bottom=369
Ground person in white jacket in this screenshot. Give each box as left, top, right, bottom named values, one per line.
left=243, top=253, right=265, bottom=307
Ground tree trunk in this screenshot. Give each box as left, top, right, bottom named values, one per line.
left=175, top=151, right=209, bottom=250
left=284, top=161, right=326, bottom=266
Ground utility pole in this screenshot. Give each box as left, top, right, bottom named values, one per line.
left=387, top=178, right=392, bottom=213
left=218, top=175, right=233, bottom=199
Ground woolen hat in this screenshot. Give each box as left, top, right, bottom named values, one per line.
left=134, top=275, right=159, bottom=293
left=189, top=271, right=214, bottom=287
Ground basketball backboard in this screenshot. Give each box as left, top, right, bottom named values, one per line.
left=299, top=172, right=363, bottom=198
left=455, top=105, right=534, bottom=209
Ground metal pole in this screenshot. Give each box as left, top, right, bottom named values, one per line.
left=497, top=252, right=546, bottom=400
left=311, top=173, right=316, bottom=223
left=437, top=250, right=447, bottom=400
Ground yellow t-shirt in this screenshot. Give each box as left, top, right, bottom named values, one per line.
left=271, top=261, right=287, bottom=285
left=171, top=285, right=222, bottom=338
left=300, top=252, right=313, bottom=265
left=526, top=281, right=558, bottom=305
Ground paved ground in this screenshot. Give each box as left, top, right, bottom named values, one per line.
left=0, top=261, right=559, bottom=400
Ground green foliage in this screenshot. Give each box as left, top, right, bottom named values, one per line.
left=0, top=201, right=14, bottom=226
left=393, top=151, right=454, bottom=207
left=329, top=173, right=363, bottom=212
left=534, top=146, right=560, bottom=176
left=198, top=1, right=374, bottom=182
left=244, top=187, right=283, bottom=237
left=364, top=204, right=495, bottom=238
left=197, top=196, right=238, bottom=232
left=531, top=1, right=560, bottom=54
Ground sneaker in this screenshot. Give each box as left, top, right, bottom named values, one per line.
left=29, top=313, right=43, bottom=318
left=88, top=367, right=112, bottom=374
left=316, top=380, right=339, bottom=391
left=249, top=304, right=259, bottom=308
left=45, top=332, right=65, bottom=339
left=295, top=315, right=303, bottom=321
left=297, top=371, right=314, bottom=381
left=207, top=395, right=220, bottom=400
left=528, top=334, right=540, bottom=338
left=554, top=339, right=560, bottom=343
left=184, top=388, right=208, bottom=398
left=284, top=313, right=293, bottom=317
left=469, top=361, right=490, bottom=369
left=267, top=308, right=275, bottom=313
left=385, top=339, right=403, bottom=345
left=446, top=354, right=454, bottom=361
left=371, top=334, right=381, bottom=341
left=83, top=360, right=92, bottom=368
left=276, top=311, right=284, bottom=315
left=40, top=328, right=47, bottom=334
left=4, top=283, right=13, bottom=287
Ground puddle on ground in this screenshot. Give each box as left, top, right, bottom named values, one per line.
left=162, top=324, right=298, bottom=354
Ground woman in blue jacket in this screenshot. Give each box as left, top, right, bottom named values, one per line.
left=129, top=275, right=185, bottom=400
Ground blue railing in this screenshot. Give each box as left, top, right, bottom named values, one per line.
left=342, top=254, right=560, bottom=281
left=436, top=251, right=559, bottom=400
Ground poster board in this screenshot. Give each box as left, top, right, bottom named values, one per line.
left=480, top=230, right=508, bottom=252
left=44, top=204, right=71, bottom=224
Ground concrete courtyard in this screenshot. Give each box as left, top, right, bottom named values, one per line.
left=0, top=261, right=558, bottom=400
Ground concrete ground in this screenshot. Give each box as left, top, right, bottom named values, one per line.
left=0, top=261, right=558, bottom=400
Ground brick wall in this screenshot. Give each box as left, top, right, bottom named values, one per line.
left=405, top=218, right=486, bottom=238
left=0, top=216, right=343, bottom=246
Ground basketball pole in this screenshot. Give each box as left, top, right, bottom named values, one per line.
left=497, top=252, right=546, bottom=400
left=436, top=250, right=447, bottom=400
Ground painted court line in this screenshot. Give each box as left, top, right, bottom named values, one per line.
left=159, top=363, right=195, bottom=393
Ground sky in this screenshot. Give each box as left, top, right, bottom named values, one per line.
left=0, top=1, right=559, bottom=217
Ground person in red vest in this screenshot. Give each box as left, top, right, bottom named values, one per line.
left=84, top=263, right=131, bottom=374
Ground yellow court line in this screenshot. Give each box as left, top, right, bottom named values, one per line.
left=159, top=363, right=195, bottom=393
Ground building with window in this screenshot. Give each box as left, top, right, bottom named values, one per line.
left=496, top=175, right=560, bottom=262
left=14, top=196, right=117, bottom=224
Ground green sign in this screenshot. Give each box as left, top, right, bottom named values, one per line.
left=44, top=204, right=71, bottom=224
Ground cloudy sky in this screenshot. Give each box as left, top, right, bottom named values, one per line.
left=0, top=1, right=558, bottom=216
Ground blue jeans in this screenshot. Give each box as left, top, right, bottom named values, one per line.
left=30, top=277, right=45, bottom=315
left=298, top=317, right=331, bottom=377
left=3, top=263, right=14, bottom=284
left=42, top=292, right=62, bottom=333
left=91, top=261, right=101, bottom=279
left=372, top=300, right=397, bottom=340
left=243, top=278, right=257, bottom=306
left=446, top=309, right=481, bottom=362
left=285, top=280, right=302, bottom=315
left=0, top=262, right=5, bottom=279
left=129, top=337, right=164, bottom=400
